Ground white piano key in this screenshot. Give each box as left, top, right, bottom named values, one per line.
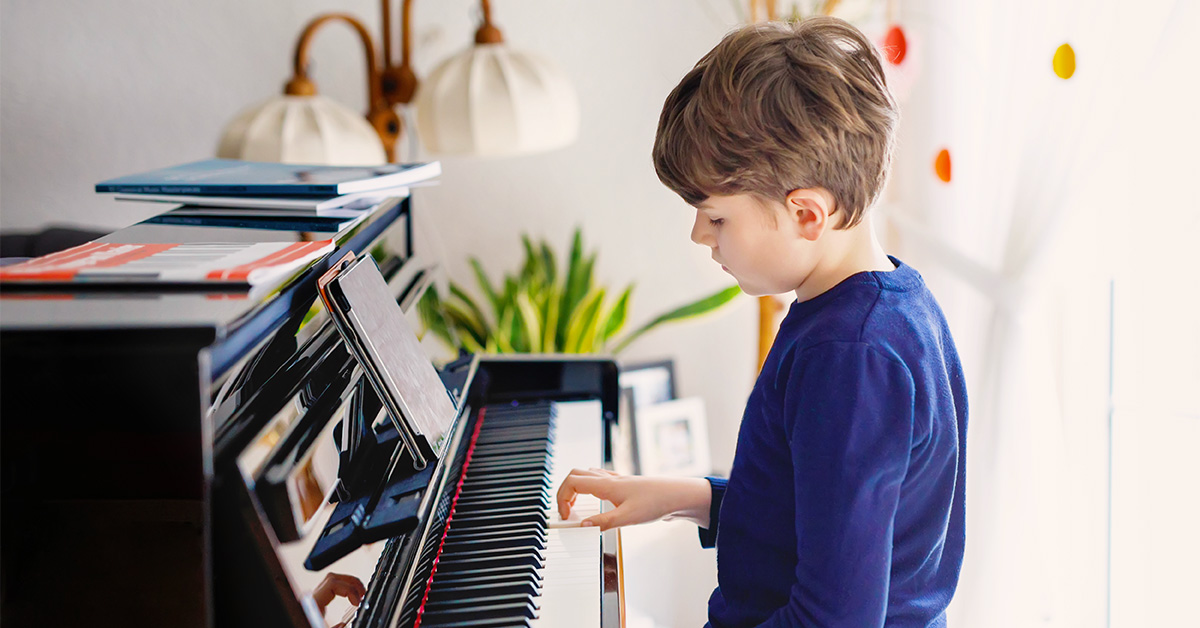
left=547, top=400, right=604, bottom=524
left=525, top=400, right=603, bottom=628
left=527, top=528, right=602, bottom=628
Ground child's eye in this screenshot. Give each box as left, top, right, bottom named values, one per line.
left=709, top=218, right=724, bottom=227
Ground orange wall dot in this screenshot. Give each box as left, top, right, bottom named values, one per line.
left=884, top=25, right=908, bottom=65
left=1053, top=43, right=1076, bottom=79
left=934, top=149, right=952, bottom=182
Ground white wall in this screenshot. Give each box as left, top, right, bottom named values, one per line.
left=0, top=0, right=755, bottom=468
left=1, top=1, right=744, bottom=624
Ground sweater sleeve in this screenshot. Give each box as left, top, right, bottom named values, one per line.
left=697, top=476, right=727, bottom=549
left=757, top=342, right=915, bottom=627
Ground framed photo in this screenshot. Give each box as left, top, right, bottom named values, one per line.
left=619, top=359, right=677, bottom=409
left=634, top=397, right=711, bottom=477
left=612, top=388, right=640, bottom=475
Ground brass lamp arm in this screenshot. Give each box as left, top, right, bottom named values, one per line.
left=285, top=13, right=401, bottom=161
left=381, top=0, right=503, bottom=107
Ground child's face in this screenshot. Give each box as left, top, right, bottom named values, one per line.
left=690, top=193, right=813, bottom=296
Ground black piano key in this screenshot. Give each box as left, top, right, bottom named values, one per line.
left=462, top=470, right=549, bottom=484
left=455, top=485, right=550, bottom=500
left=464, top=461, right=549, bottom=475
left=469, top=443, right=551, bottom=457
left=418, top=616, right=532, bottom=628
left=419, top=600, right=537, bottom=623
left=441, top=532, right=545, bottom=551
left=466, top=452, right=552, bottom=467
left=445, top=533, right=544, bottom=552
left=430, top=564, right=542, bottom=585
left=464, top=460, right=551, bottom=475
left=438, top=545, right=543, bottom=564
left=448, top=511, right=547, bottom=529
left=424, top=593, right=539, bottom=613
left=442, top=537, right=545, bottom=556
left=454, top=496, right=549, bottom=513
left=463, top=463, right=549, bottom=480
left=460, top=480, right=549, bottom=494
left=454, top=495, right=549, bottom=511
left=445, top=518, right=546, bottom=535
left=425, top=582, right=539, bottom=603
left=476, top=428, right=551, bottom=442
left=429, top=572, right=541, bottom=593
left=451, top=504, right=547, bottom=521
left=436, top=556, right=543, bottom=575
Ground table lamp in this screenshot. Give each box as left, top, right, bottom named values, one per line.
left=217, top=0, right=579, bottom=165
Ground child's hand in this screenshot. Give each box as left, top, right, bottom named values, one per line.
left=555, top=468, right=712, bottom=531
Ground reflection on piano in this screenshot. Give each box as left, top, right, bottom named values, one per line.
left=0, top=196, right=623, bottom=627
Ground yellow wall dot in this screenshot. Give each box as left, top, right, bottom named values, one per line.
left=1053, top=43, right=1076, bottom=79
left=934, top=149, right=952, bottom=183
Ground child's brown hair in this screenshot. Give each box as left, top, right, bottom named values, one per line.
left=653, top=17, right=897, bottom=228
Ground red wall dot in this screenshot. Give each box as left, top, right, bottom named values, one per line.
left=884, top=25, right=908, bottom=65
left=934, top=149, right=952, bottom=183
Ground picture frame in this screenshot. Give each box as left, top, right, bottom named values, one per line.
left=634, top=397, right=711, bottom=477
left=612, top=387, right=640, bottom=475
left=618, top=359, right=677, bottom=409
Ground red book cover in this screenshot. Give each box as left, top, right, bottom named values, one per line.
left=0, top=240, right=334, bottom=295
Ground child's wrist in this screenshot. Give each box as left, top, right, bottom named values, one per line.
left=663, top=477, right=713, bottom=528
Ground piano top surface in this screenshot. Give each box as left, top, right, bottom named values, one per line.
left=0, top=198, right=407, bottom=376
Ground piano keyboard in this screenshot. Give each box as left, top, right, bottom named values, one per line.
left=413, top=400, right=603, bottom=628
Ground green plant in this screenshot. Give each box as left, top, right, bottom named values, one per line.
left=418, top=227, right=741, bottom=355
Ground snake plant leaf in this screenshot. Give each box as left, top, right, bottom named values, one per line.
left=542, top=287, right=560, bottom=352
left=495, top=307, right=516, bottom=353
left=469, top=257, right=501, bottom=313
left=557, top=228, right=585, bottom=345
left=578, top=289, right=608, bottom=353
left=599, top=285, right=633, bottom=347
left=565, top=288, right=605, bottom=353
left=580, top=253, right=596, bottom=300
left=521, top=234, right=546, bottom=288
left=417, top=285, right=456, bottom=349
left=449, top=281, right=492, bottom=338
left=515, top=291, right=543, bottom=353
left=540, top=241, right=557, bottom=288
left=442, top=299, right=487, bottom=347
left=456, top=326, right=485, bottom=354
left=611, top=284, right=742, bottom=354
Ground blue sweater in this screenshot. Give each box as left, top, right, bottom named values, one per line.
left=701, top=257, right=967, bottom=627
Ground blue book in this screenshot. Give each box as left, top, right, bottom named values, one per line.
left=96, top=158, right=441, bottom=196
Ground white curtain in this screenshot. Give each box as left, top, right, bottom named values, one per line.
left=882, top=0, right=1191, bottom=625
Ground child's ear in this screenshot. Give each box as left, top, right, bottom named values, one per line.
left=783, top=188, right=835, bottom=241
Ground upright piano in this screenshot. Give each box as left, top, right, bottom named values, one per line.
left=0, top=196, right=624, bottom=627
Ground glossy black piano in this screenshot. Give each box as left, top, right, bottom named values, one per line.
left=0, top=197, right=624, bottom=627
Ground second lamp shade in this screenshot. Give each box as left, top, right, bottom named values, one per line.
left=415, top=43, right=579, bottom=157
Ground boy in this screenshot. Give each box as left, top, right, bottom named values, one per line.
left=556, top=17, right=967, bottom=628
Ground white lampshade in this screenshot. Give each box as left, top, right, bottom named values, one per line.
left=217, top=95, right=387, bottom=166
left=415, top=43, right=579, bottom=157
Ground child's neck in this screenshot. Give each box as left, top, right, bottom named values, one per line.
left=794, top=216, right=894, bottom=302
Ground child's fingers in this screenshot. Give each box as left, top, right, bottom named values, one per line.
left=581, top=510, right=617, bottom=531
left=556, top=472, right=606, bottom=518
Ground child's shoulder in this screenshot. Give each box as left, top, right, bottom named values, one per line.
left=777, top=259, right=948, bottom=366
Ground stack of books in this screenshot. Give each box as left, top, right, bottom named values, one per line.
left=0, top=158, right=440, bottom=297
left=98, top=157, right=440, bottom=218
